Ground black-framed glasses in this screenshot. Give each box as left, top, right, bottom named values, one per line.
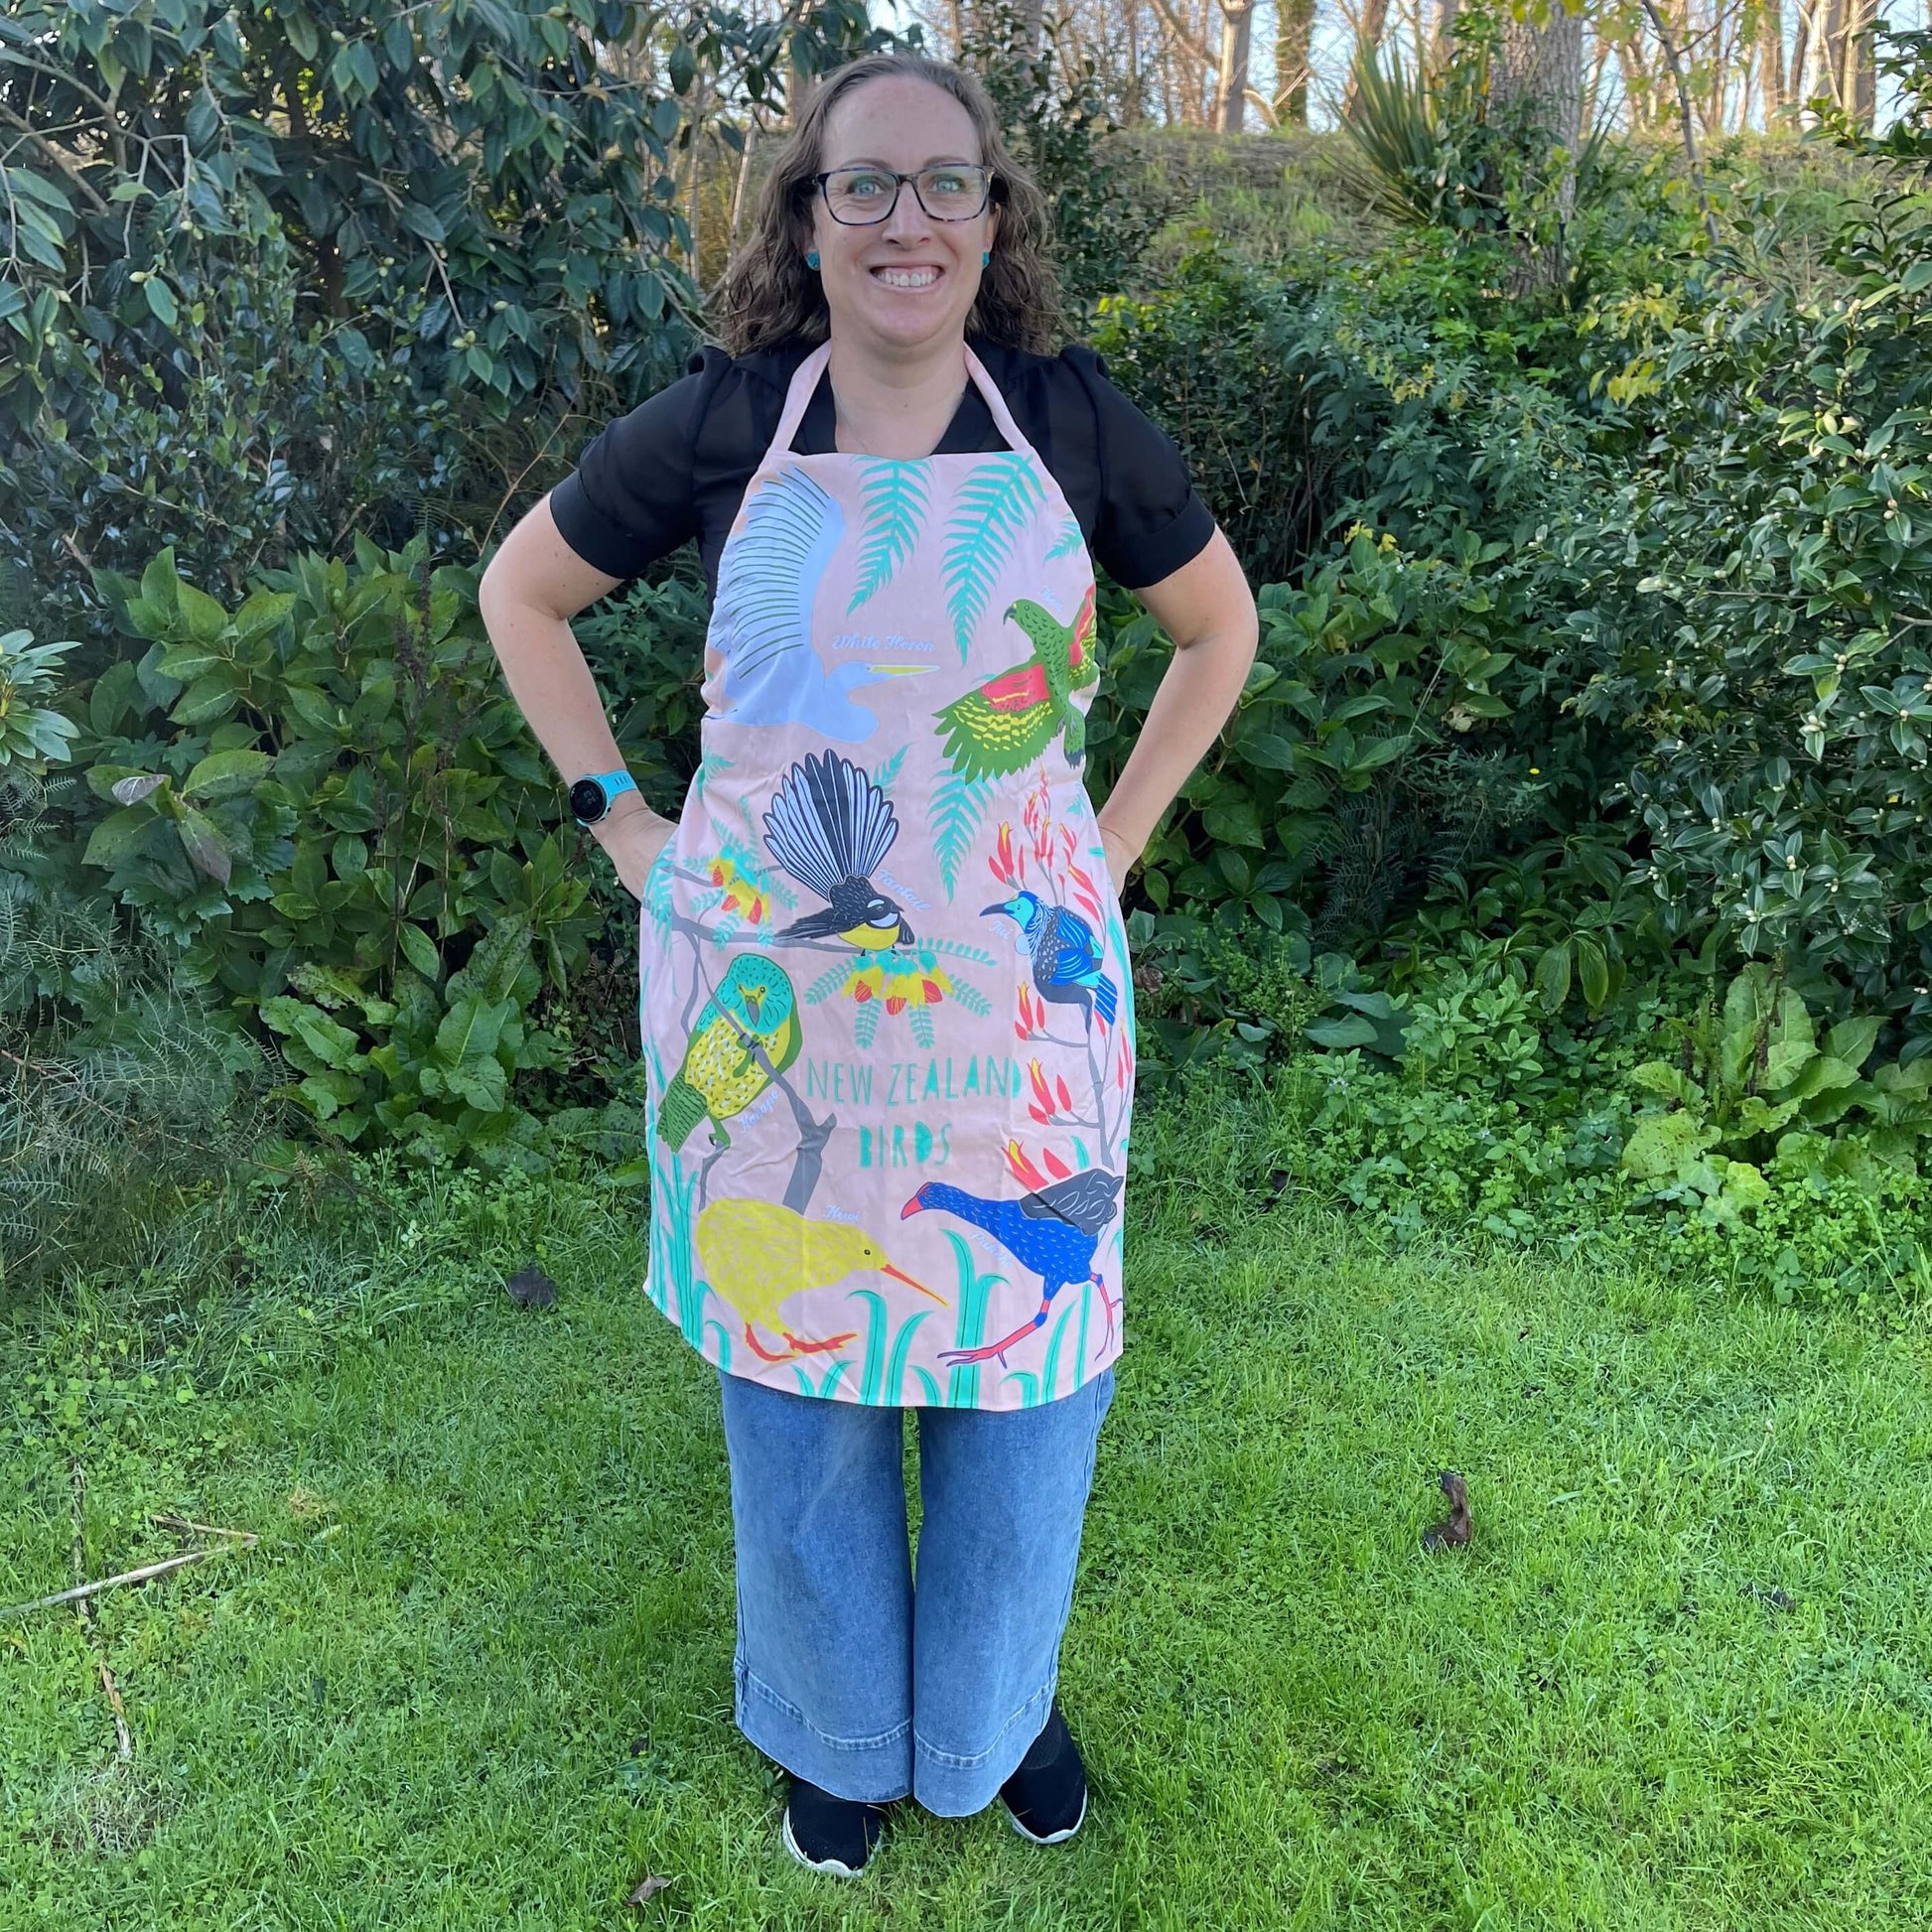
left=813, top=164, right=997, bottom=225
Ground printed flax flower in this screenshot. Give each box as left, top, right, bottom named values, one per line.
left=989, top=821, right=1026, bottom=891
left=1027, top=1057, right=1079, bottom=1125
left=1004, top=1138, right=1075, bottom=1190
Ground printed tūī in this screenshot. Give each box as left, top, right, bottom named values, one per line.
left=982, top=890, right=1118, bottom=1031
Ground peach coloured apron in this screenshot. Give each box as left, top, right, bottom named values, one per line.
left=637, top=342, right=1134, bottom=1411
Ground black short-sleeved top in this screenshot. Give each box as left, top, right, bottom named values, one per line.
left=550, top=336, right=1215, bottom=597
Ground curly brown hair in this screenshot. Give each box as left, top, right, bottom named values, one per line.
left=715, top=54, right=1062, bottom=357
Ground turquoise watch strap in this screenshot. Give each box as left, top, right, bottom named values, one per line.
left=569, top=766, right=638, bottom=825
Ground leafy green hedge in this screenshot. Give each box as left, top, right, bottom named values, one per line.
left=1095, top=126, right=1932, bottom=1049
left=0, top=0, right=887, bottom=633
left=67, top=541, right=610, bottom=1163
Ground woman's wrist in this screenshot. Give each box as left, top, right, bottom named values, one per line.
left=1095, top=809, right=1146, bottom=868
left=590, top=794, right=664, bottom=847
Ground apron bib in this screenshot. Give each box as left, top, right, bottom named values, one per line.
left=636, top=341, right=1135, bottom=1411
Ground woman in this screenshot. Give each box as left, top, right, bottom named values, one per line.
left=479, top=52, right=1256, bottom=1875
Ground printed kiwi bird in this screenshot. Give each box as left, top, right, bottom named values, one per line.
left=901, top=1157, right=1124, bottom=1367
left=762, top=750, right=916, bottom=950
left=698, top=1198, right=947, bottom=1364
left=934, top=583, right=1098, bottom=779
left=982, top=889, right=1118, bottom=1032
left=714, top=466, right=930, bottom=743
left=656, top=955, right=802, bottom=1152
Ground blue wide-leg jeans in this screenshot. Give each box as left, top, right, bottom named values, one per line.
left=717, top=1366, right=1116, bottom=1816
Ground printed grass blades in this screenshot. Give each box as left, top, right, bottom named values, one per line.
left=847, top=1289, right=936, bottom=1404
left=939, top=1227, right=1005, bottom=1409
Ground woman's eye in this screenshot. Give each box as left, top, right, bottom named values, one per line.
left=849, top=173, right=891, bottom=197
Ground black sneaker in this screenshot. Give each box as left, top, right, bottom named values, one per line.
left=999, top=1704, right=1088, bottom=1845
left=781, top=1775, right=888, bottom=1876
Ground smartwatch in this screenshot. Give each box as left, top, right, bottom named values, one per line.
left=568, top=767, right=638, bottom=826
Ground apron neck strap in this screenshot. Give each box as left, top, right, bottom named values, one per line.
left=762, top=339, right=1041, bottom=464
left=768, top=340, right=833, bottom=460
left=962, top=345, right=1036, bottom=461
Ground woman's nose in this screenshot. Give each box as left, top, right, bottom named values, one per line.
left=882, top=183, right=934, bottom=242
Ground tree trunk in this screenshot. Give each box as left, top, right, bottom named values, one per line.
left=1790, top=0, right=1814, bottom=111
left=1758, top=0, right=1787, bottom=115
left=1149, top=0, right=1217, bottom=122
left=1019, top=0, right=1044, bottom=56
left=1278, top=0, right=1314, bottom=120
left=1433, top=0, right=1460, bottom=66
left=1343, top=0, right=1391, bottom=108
left=1215, top=0, right=1257, bottom=130
left=1488, top=0, right=1584, bottom=286
left=1846, top=0, right=1877, bottom=125
left=1801, top=0, right=1875, bottom=123
left=1489, top=1, right=1583, bottom=162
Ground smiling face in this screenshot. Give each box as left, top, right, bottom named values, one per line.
left=808, top=74, right=998, bottom=358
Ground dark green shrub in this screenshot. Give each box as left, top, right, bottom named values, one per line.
left=0, top=0, right=888, bottom=632
left=70, top=539, right=606, bottom=1164
left=1567, top=182, right=1932, bottom=1027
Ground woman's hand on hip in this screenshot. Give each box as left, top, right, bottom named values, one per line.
left=595, top=801, right=676, bottom=899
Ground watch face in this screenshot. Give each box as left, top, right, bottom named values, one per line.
left=569, top=777, right=607, bottom=824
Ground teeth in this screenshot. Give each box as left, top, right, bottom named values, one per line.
left=876, top=267, right=939, bottom=288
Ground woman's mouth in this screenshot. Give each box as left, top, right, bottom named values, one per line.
left=870, top=264, right=942, bottom=289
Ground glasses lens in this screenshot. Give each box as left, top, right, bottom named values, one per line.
left=917, top=166, right=989, bottom=218
left=823, top=169, right=897, bottom=223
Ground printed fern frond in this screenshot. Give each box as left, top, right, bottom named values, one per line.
left=850, top=460, right=930, bottom=613
left=1046, top=514, right=1084, bottom=560
left=692, top=753, right=732, bottom=805
left=871, top=743, right=907, bottom=792
left=948, top=980, right=993, bottom=1017
left=803, top=957, right=856, bottom=1005
left=931, top=769, right=994, bottom=897
left=942, top=457, right=1043, bottom=663
left=926, top=935, right=997, bottom=966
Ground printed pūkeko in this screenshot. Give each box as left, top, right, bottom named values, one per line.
left=902, top=1167, right=1124, bottom=1366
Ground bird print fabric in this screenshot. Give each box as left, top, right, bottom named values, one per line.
left=638, top=343, right=1135, bottom=1412
left=934, top=585, right=1100, bottom=780
left=762, top=751, right=915, bottom=948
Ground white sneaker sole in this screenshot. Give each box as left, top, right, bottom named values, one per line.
left=1002, top=1785, right=1088, bottom=1846
left=781, top=1804, right=870, bottom=1877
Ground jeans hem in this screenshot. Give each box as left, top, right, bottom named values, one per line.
left=733, top=1657, right=915, bottom=1804
left=910, top=1674, right=1056, bottom=1816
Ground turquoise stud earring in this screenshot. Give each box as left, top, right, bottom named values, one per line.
left=982, top=248, right=992, bottom=266
left=806, top=249, right=820, bottom=270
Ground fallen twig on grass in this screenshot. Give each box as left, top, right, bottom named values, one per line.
left=70, top=1462, right=133, bottom=1762
left=151, top=1511, right=258, bottom=1543
left=4, top=1523, right=259, bottom=1621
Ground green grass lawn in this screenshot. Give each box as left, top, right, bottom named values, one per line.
left=5, top=1138, right=1932, bottom=1931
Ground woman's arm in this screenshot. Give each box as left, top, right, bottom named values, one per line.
left=1095, top=525, right=1259, bottom=891
left=477, top=494, right=674, bottom=897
